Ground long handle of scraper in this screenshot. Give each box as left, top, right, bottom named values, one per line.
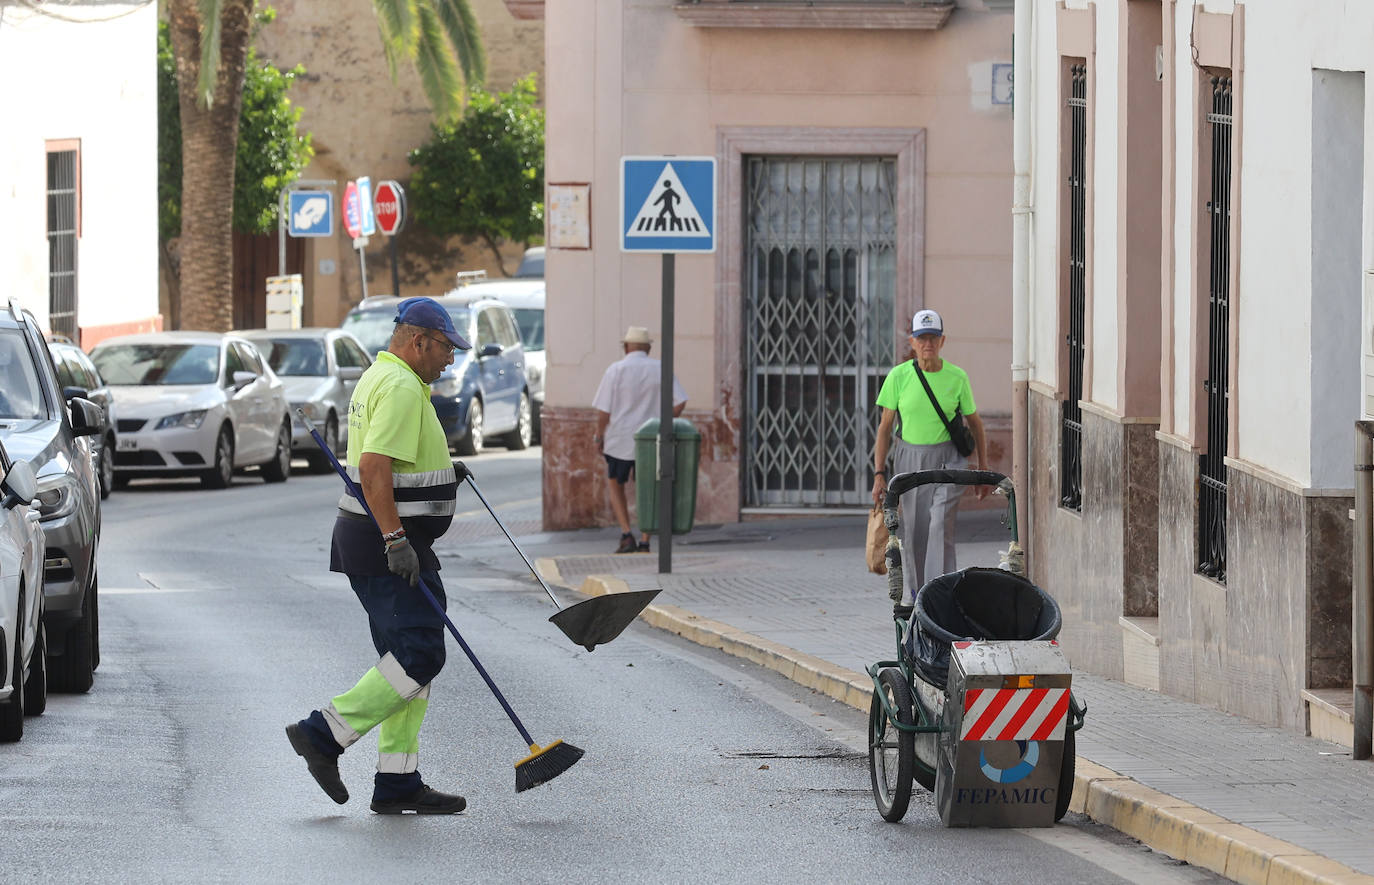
left=298, top=409, right=538, bottom=748
left=451, top=460, right=564, bottom=612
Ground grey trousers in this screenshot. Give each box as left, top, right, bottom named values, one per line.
left=890, top=438, right=966, bottom=604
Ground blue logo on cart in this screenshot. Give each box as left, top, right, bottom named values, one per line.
left=979, top=740, right=1039, bottom=784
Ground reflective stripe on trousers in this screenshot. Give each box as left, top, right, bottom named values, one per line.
left=322, top=654, right=433, bottom=774
left=890, top=438, right=965, bottom=604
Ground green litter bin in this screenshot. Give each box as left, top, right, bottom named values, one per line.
left=633, top=418, right=701, bottom=535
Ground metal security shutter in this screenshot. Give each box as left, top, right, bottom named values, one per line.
left=47, top=149, right=78, bottom=340
left=744, top=156, right=897, bottom=507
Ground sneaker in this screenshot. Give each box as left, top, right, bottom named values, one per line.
left=370, top=785, right=467, bottom=815
left=636, top=540, right=650, bottom=552
left=286, top=723, right=348, bottom=805
left=614, top=532, right=637, bottom=554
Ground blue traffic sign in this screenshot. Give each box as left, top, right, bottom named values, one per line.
left=287, top=190, right=334, bottom=238
left=357, top=176, right=377, bottom=236
left=621, top=156, right=716, bottom=253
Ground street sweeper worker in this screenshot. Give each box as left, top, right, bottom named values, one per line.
left=287, top=296, right=470, bottom=815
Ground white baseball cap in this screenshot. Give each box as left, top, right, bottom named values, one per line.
left=912, top=309, right=943, bottom=337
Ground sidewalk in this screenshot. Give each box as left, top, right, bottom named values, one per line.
left=465, top=507, right=1374, bottom=885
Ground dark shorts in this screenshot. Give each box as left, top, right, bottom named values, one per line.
left=604, top=454, right=635, bottom=484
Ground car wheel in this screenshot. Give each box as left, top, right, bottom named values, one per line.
left=24, top=618, right=46, bottom=717
left=49, top=577, right=94, bottom=694
left=502, top=393, right=532, bottom=451
left=0, top=607, right=22, bottom=742
left=201, top=427, right=234, bottom=489
left=0, top=602, right=23, bottom=741
left=308, top=414, right=339, bottom=474
left=261, top=420, right=291, bottom=483
left=89, top=572, right=99, bottom=672
left=98, top=435, right=115, bottom=499
left=531, top=402, right=542, bottom=446
left=455, top=398, right=484, bottom=456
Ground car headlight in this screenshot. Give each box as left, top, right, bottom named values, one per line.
left=35, top=474, right=79, bottom=522
left=156, top=409, right=208, bottom=430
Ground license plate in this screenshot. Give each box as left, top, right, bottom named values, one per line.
left=116, top=437, right=139, bottom=452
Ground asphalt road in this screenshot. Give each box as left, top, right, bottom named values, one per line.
left=0, top=449, right=1223, bottom=883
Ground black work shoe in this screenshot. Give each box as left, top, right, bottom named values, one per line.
left=636, top=540, right=650, bottom=553
left=286, top=723, right=348, bottom=805
left=370, top=785, right=467, bottom=815
left=614, top=532, right=637, bottom=554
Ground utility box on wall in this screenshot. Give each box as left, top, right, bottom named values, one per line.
left=265, top=275, right=303, bottom=330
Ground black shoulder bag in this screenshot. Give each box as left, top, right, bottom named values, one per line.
left=913, top=364, right=977, bottom=457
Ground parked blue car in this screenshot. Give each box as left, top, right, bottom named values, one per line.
left=340, top=292, right=532, bottom=454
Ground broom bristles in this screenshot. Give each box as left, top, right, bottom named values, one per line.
left=514, top=739, right=585, bottom=792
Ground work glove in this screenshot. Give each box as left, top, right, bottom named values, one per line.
left=386, top=537, right=421, bottom=587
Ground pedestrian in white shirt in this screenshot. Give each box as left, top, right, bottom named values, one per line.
left=592, top=326, right=688, bottom=553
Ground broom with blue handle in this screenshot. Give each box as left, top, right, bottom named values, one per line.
left=297, top=408, right=583, bottom=792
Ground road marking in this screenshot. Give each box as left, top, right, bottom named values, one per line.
left=101, top=586, right=202, bottom=595
left=451, top=495, right=541, bottom=520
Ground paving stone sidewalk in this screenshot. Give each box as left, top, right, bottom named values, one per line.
left=462, top=509, right=1374, bottom=882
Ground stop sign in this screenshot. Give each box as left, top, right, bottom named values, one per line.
left=373, top=180, right=406, bottom=236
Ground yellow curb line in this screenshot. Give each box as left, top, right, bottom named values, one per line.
left=534, top=560, right=1374, bottom=885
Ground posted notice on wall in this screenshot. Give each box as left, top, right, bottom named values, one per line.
left=547, top=183, right=591, bottom=250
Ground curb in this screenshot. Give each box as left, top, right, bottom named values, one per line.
left=540, top=562, right=1374, bottom=885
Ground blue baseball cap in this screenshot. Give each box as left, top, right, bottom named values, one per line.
left=394, top=297, right=471, bottom=350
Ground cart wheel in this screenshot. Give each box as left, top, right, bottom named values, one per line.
left=869, top=668, right=916, bottom=823
left=1055, top=726, right=1076, bottom=822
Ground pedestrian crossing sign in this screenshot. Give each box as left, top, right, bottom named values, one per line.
left=620, top=156, right=716, bottom=253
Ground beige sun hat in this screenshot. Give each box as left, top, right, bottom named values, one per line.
left=622, top=326, right=652, bottom=345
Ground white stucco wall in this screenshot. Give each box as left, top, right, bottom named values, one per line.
left=1231, top=0, right=1374, bottom=486
left=0, top=3, right=158, bottom=337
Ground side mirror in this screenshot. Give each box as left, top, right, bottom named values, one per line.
left=478, top=343, right=503, bottom=359
left=69, top=397, right=104, bottom=437
left=232, top=370, right=258, bottom=391
left=338, top=366, right=364, bottom=382
left=1, top=459, right=37, bottom=509
left=63, top=385, right=90, bottom=401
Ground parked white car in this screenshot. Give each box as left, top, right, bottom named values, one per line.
left=0, top=440, right=46, bottom=741
left=235, top=328, right=372, bottom=471
left=89, top=332, right=293, bottom=489
left=458, top=280, right=545, bottom=441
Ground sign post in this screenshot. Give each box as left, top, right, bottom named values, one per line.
left=343, top=179, right=369, bottom=300
left=620, top=156, right=716, bottom=574
left=279, top=179, right=337, bottom=275
left=373, top=180, right=407, bottom=298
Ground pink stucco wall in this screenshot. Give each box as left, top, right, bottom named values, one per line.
left=543, top=0, right=1015, bottom=527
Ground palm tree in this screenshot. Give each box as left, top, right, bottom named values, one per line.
left=166, top=0, right=485, bottom=331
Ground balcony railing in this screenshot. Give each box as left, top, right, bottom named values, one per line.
left=674, top=0, right=956, bottom=29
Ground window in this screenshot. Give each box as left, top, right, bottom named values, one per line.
left=334, top=337, right=362, bottom=369
left=223, top=343, right=246, bottom=383
left=1198, top=74, right=1233, bottom=582
left=476, top=309, right=498, bottom=349
left=46, top=146, right=79, bottom=340
left=235, top=342, right=265, bottom=376
left=1061, top=62, right=1088, bottom=511
left=494, top=308, right=521, bottom=350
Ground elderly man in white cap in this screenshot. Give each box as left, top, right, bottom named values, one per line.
left=592, top=326, right=688, bottom=553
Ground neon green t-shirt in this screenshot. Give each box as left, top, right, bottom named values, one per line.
left=875, top=359, right=977, bottom=446
left=346, top=351, right=451, bottom=474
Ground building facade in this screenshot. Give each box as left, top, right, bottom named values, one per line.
left=0, top=2, right=161, bottom=346
left=252, top=0, right=545, bottom=328
left=540, top=0, right=1017, bottom=530
left=1019, top=0, right=1372, bottom=740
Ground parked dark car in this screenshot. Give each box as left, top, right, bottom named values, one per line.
left=340, top=292, right=532, bottom=454
left=49, top=338, right=115, bottom=499
left=0, top=299, right=103, bottom=693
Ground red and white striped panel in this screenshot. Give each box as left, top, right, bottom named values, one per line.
left=960, top=687, right=1069, bottom=741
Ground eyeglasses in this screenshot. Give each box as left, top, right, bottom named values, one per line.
left=420, top=332, right=459, bottom=355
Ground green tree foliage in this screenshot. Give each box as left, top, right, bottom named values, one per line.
left=407, top=76, right=543, bottom=274
left=372, top=0, right=486, bottom=122
left=157, top=19, right=313, bottom=240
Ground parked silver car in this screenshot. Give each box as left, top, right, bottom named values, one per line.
left=0, top=442, right=45, bottom=740
left=235, top=328, right=372, bottom=471
left=90, top=332, right=293, bottom=489
left=0, top=300, right=103, bottom=695
left=49, top=338, right=116, bottom=500
left=458, top=280, right=545, bottom=442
